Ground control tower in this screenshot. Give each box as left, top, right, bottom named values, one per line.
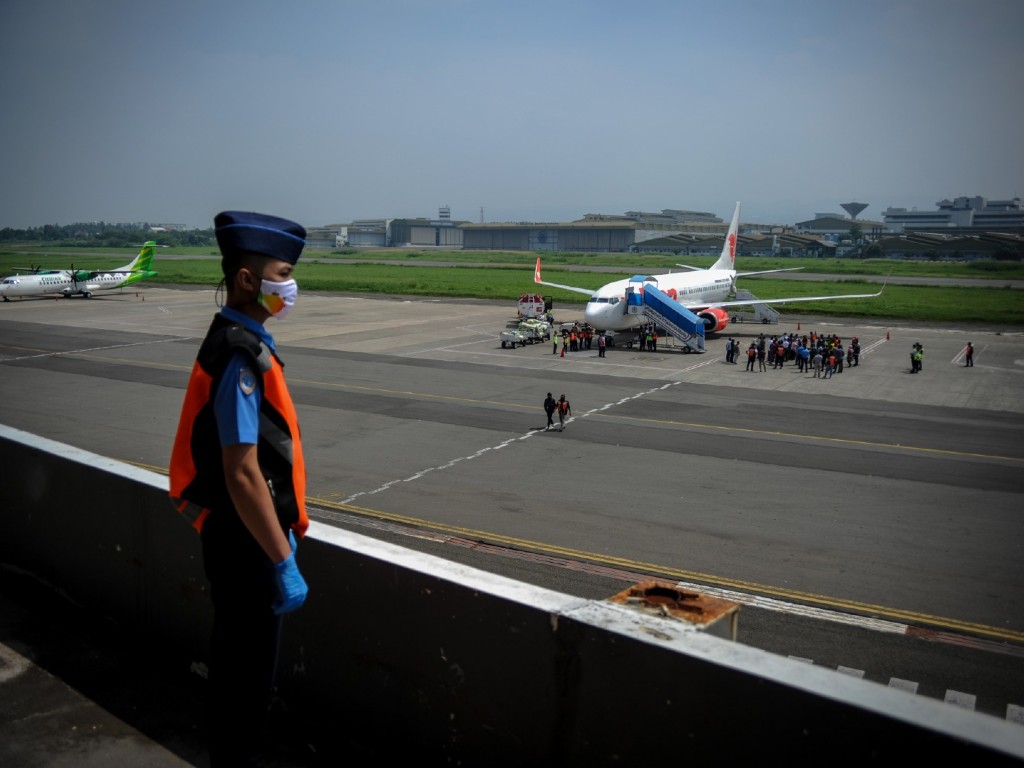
left=840, top=202, right=868, bottom=220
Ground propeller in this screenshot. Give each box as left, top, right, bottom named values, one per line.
left=66, top=265, right=92, bottom=291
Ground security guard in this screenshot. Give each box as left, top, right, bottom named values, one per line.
left=170, top=210, right=310, bottom=767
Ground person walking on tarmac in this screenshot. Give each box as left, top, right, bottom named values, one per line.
left=169, top=210, right=310, bottom=768
left=556, top=393, right=572, bottom=431
left=544, top=392, right=557, bottom=431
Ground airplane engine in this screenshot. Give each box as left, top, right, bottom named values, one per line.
left=696, top=307, right=731, bottom=333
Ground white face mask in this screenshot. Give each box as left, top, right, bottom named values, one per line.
left=257, top=278, right=298, bottom=319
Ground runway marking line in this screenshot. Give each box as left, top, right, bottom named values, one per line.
left=282, top=374, right=1021, bottom=468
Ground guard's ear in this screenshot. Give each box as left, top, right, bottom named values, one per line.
left=236, top=265, right=260, bottom=293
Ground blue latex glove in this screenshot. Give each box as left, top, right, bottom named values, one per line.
left=272, top=533, right=308, bottom=615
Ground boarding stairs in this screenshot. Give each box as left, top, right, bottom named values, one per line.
left=733, top=288, right=779, bottom=324
left=625, top=281, right=705, bottom=353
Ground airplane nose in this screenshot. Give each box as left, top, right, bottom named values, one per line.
left=584, top=304, right=608, bottom=329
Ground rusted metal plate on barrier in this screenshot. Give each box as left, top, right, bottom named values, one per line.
left=607, top=580, right=739, bottom=638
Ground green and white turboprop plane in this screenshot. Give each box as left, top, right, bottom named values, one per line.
left=0, top=241, right=160, bottom=301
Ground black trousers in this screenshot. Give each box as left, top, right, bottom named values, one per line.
left=202, top=510, right=284, bottom=767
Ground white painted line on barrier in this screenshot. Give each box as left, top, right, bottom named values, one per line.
left=944, top=690, right=977, bottom=710
left=889, top=678, right=919, bottom=693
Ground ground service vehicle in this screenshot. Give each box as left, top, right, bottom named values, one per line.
left=500, top=326, right=528, bottom=348
left=519, top=318, right=551, bottom=342
left=517, top=293, right=551, bottom=319
left=501, top=319, right=550, bottom=348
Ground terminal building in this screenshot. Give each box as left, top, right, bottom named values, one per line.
left=328, top=196, right=1023, bottom=258
left=882, top=196, right=1024, bottom=234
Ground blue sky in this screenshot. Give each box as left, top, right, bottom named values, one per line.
left=1, top=0, right=1021, bottom=229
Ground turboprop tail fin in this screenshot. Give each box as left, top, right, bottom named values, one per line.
left=115, top=241, right=157, bottom=272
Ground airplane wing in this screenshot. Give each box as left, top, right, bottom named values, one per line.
left=533, top=258, right=596, bottom=297
left=735, top=267, right=804, bottom=277
left=692, top=285, right=885, bottom=311
left=12, top=267, right=61, bottom=274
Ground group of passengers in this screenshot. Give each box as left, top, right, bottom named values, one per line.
left=637, top=323, right=659, bottom=352
left=729, top=332, right=861, bottom=379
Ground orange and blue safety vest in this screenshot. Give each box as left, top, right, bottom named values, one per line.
left=169, top=313, right=307, bottom=536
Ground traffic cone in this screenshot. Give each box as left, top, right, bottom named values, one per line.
left=886, top=331, right=890, bottom=340
left=560, top=346, right=565, bottom=358
left=797, top=322, right=801, bottom=330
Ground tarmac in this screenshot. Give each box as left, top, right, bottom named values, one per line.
left=2, top=288, right=1022, bottom=766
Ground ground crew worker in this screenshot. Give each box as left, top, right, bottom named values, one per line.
left=169, top=210, right=310, bottom=767
left=556, top=394, right=571, bottom=431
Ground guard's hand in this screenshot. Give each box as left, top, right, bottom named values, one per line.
left=272, top=550, right=308, bottom=615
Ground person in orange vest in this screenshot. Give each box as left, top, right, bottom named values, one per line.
left=169, top=211, right=310, bottom=767
left=556, top=394, right=572, bottom=431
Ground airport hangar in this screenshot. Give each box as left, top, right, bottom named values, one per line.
left=331, top=198, right=1024, bottom=257
left=341, top=208, right=733, bottom=252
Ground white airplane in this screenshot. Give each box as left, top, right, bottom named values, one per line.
left=533, top=202, right=882, bottom=335
left=1, top=241, right=159, bottom=302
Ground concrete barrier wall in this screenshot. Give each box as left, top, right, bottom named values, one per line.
left=2, top=425, right=1022, bottom=765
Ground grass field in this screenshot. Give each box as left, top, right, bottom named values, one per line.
left=5, top=244, right=1024, bottom=279
left=2, top=248, right=1022, bottom=325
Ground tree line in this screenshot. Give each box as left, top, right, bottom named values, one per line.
left=0, top=222, right=214, bottom=248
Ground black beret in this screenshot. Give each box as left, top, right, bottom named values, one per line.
left=214, top=210, right=306, bottom=265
